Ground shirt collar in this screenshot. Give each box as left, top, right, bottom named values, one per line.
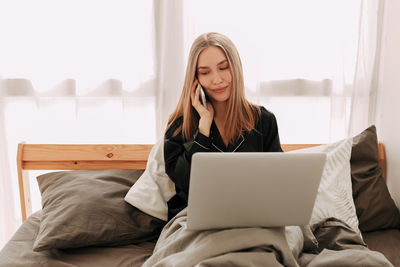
left=210, top=121, right=245, bottom=152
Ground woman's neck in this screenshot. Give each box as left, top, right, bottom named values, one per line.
left=211, top=101, right=229, bottom=146
left=211, top=100, right=228, bottom=121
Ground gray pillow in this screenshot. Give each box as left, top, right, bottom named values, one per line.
left=33, top=169, right=164, bottom=251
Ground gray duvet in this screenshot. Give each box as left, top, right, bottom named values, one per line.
left=0, top=210, right=394, bottom=267
left=143, top=209, right=393, bottom=267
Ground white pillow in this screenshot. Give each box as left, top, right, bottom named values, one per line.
left=124, top=139, right=175, bottom=221
left=290, top=138, right=360, bottom=232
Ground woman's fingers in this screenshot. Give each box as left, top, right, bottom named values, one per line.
left=191, top=81, right=214, bottom=122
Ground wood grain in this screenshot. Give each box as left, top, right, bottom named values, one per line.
left=22, top=160, right=147, bottom=170
left=22, top=144, right=153, bottom=161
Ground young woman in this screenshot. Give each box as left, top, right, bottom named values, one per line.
left=164, top=32, right=283, bottom=220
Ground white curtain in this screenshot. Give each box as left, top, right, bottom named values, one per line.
left=182, top=0, right=363, bottom=143
left=153, top=0, right=185, bottom=137
left=0, top=97, right=15, bottom=249
left=0, top=0, right=157, bottom=248
left=348, top=0, right=386, bottom=136
left=0, top=0, right=384, bottom=248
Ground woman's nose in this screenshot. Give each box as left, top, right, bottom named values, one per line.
left=212, top=73, right=223, bottom=85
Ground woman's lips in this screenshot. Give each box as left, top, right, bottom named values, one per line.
left=213, top=86, right=228, bottom=93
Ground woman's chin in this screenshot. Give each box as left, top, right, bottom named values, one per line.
left=210, top=97, right=230, bottom=104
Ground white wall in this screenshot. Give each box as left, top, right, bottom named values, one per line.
left=376, top=0, right=400, bottom=207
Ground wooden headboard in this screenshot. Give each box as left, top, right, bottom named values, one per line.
left=17, top=143, right=386, bottom=222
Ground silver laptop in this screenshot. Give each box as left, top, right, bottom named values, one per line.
left=187, top=152, right=326, bottom=230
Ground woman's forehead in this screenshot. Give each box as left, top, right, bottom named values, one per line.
left=197, top=46, right=227, bottom=67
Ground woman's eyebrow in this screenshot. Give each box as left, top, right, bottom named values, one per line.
left=217, top=59, right=228, bottom=65
left=197, top=59, right=228, bottom=69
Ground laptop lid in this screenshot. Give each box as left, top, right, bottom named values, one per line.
left=187, top=152, right=326, bottom=230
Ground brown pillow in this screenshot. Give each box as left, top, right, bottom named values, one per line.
left=33, top=169, right=165, bottom=251
left=351, top=125, right=400, bottom=232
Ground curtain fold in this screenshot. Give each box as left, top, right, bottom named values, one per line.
left=348, top=0, right=386, bottom=136
left=0, top=96, right=19, bottom=249
left=153, top=0, right=185, bottom=139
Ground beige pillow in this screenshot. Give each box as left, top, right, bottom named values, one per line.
left=291, top=138, right=360, bottom=232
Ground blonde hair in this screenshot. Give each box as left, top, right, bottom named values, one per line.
left=167, top=32, right=260, bottom=142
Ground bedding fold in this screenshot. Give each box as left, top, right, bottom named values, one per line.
left=143, top=209, right=394, bottom=267
left=143, top=208, right=299, bottom=267
left=300, top=217, right=393, bottom=266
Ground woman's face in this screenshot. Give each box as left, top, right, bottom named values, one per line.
left=196, top=46, right=232, bottom=103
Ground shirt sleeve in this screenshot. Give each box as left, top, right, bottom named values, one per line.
left=260, top=107, right=283, bottom=152
left=164, top=119, right=211, bottom=195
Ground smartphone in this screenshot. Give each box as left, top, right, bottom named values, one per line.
left=199, top=85, right=207, bottom=107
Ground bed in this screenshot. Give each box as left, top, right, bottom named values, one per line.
left=1, top=125, right=400, bottom=266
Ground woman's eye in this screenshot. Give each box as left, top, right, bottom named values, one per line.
left=220, top=65, right=229, bottom=70
left=198, top=72, right=208, bottom=75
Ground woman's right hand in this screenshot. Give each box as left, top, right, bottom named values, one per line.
left=191, top=80, right=214, bottom=137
